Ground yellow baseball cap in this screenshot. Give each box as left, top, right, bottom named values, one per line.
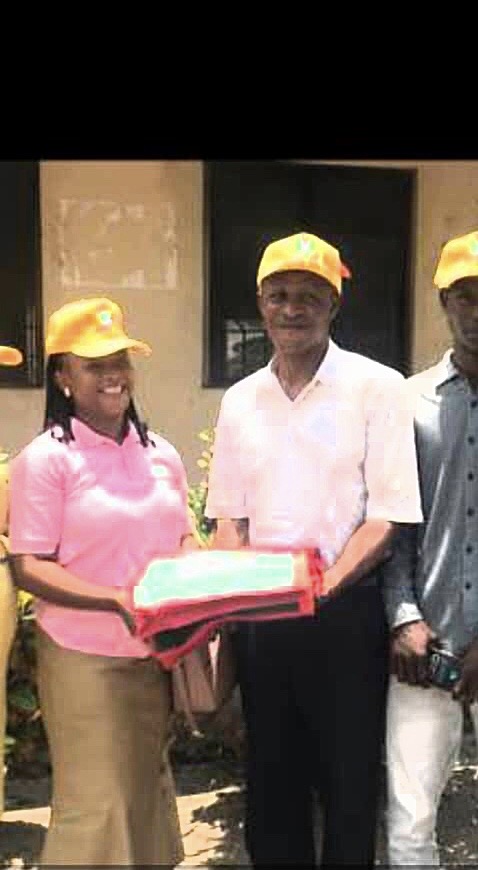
left=434, top=230, right=478, bottom=289
left=0, top=346, right=22, bottom=366
left=257, top=232, right=351, bottom=295
left=45, top=297, right=151, bottom=358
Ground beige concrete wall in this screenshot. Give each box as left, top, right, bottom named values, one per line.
left=412, top=162, right=478, bottom=371
left=0, top=161, right=222, bottom=482
left=1, top=160, right=478, bottom=480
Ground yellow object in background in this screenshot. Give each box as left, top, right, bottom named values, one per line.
left=0, top=457, right=18, bottom=815
left=0, top=453, right=10, bottom=535
left=0, top=535, right=16, bottom=816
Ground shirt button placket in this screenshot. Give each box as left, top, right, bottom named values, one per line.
left=464, top=396, right=478, bottom=619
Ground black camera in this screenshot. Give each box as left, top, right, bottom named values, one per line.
left=426, top=645, right=461, bottom=691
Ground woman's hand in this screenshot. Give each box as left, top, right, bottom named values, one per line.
left=113, top=589, right=136, bottom=635
left=180, top=531, right=203, bottom=553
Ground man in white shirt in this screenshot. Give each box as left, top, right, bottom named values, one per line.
left=205, top=231, right=422, bottom=867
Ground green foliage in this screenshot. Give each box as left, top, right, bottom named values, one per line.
left=6, top=594, right=49, bottom=776
left=187, top=427, right=215, bottom=544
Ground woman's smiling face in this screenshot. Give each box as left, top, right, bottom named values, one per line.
left=55, top=350, right=134, bottom=433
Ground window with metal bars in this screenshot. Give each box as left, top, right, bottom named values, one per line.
left=0, top=161, right=43, bottom=387
left=203, top=160, right=415, bottom=387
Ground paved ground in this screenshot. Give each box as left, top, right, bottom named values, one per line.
left=0, top=760, right=248, bottom=869
left=1, top=730, right=478, bottom=867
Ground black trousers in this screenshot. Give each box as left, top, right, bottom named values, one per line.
left=233, top=582, right=388, bottom=867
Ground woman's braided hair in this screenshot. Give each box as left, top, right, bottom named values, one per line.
left=43, top=354, right=151, bottom=447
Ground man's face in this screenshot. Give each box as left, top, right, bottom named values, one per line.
left=441, top=278, right=478, bottom=355
left=258, top=270, right=339, bottom=355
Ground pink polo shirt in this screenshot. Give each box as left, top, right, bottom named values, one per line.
left=9, top=418, right=192, bottom=657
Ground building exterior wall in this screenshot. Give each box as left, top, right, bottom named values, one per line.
left=0, top=160, right=221, bottom=480
left=0, top=160, right=477, bottom=481
left=412, top=161, right=478, bottom=371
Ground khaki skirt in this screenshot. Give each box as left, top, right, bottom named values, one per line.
left=36, top=626, right=184, bottom=867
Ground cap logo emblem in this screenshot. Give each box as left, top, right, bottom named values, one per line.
left=297, top=236, right=315, bottom=256
left=97, top=309, right=113, bottom=329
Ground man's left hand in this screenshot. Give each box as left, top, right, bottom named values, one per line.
left=453, top=639, right=478, bottom=703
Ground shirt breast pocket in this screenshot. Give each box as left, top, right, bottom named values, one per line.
left=303, top=407, right=339, bottom=449
left=299, top=405, right=364, bottom=471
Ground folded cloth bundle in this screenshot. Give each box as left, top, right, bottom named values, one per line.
left=132, top=548, right=323, bottom=668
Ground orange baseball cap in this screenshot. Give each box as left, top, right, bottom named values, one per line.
left=434, top=230, right=478, bottom=289
left=257, top=232, right=351, bottom=295
left=45, top=297, right=151, bottom=358
left=0, top=346, right=22, bottom=366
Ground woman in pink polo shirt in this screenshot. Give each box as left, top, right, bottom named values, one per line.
left=8, top=298, right=196, bottom=867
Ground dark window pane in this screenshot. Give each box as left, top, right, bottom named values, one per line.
left=204, top=161, right=415, bottom=386
left=225, top=319, right=272, bottom=381
left=0, top=161, right=43, bottom=387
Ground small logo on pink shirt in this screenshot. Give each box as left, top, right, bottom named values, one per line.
left=151, top=462, right=169, bottom=479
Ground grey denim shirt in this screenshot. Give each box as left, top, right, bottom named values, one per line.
left=382, top=351, right=478, bottom=655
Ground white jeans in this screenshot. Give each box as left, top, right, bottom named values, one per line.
left=386, top=676, right=478, bottom=865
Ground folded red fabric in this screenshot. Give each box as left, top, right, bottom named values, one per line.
left=132, top=548, right=323, bottom=668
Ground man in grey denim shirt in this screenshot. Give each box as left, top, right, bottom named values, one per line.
left=383, top=229, right=478, bottom=866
